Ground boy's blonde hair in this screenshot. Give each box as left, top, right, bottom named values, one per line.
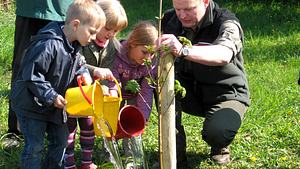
left=65, top=0, right=106, bottom=28
left=97, top=0, right=128, bottom=31
left=128, top=21, right=158, bottom=46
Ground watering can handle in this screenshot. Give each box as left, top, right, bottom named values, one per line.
left=77, top=76, right=122, bottom=105
left=77, top=76, right=93, bottom=105
left=91, top=76, right=122, bottom=98
left=113, top=77, right=122, bottom=100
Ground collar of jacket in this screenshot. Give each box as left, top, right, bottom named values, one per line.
left=30, top=21, right=79, bottom=56
left=40, top=21, right=80, bottom=57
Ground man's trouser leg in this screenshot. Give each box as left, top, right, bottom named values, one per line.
left=202, top=100, right=246, bottom=148
left=175, top=109, right=187, bottom=168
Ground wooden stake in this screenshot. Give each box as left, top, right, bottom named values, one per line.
left=157, top=0, right=176, bottom=168
left=158, top=54, right=176, bottom=169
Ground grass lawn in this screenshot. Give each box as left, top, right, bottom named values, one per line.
left=0, top=0, right=299, bottom=168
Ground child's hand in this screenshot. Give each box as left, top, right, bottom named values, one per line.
left=93, top=68, right=114, bottom=81
left=109, top=90, right=118, bottom=97
left=101, top=85, right=110, bottom=96
left=80, top=72, right=93, bottom=85
left=54, top=94, right=67, bottom=109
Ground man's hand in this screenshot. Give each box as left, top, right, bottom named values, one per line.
left=160, top=34, right=183, bottom=57
left=54, top=94, right=67, bottom=109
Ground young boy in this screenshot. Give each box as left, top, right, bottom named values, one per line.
left=64, top=0, right=128, bottom=168
left=10, top=0, right=106, bottom=168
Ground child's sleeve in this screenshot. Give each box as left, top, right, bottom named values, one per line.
left=136, top=78, right=154, bottom=122
left=108, top=56, right=121, bottom=92
left=136, top=65, right=157, bottom=121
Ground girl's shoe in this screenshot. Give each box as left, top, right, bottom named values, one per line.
left=81, top=163, right=97, bottom=169
left=64, top=166, right=77, bottom=169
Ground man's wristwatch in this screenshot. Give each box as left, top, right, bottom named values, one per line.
left=181, top=45, right=190, bottom=58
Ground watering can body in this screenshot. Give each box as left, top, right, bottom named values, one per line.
left=65, top=81, right=100, bottom=117
left=65, top=79, right=121, bottom=137
left=65, top=78, right=146, bottom=139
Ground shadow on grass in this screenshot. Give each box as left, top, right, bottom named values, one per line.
left=219, top=1, right=300, bottom=36
left=0, top=143, right=22, bottom=169
left=0, top=68, right=11, bottom=99
left=94, top=145, right=209, bottom=169
left=227, top=1, right=300, bottom=62
left=297, top=149, right=300, bottom=158
left=144, top=150, right=209, bottom=169
left=0, top=146, right=210, bottom=169
left=186, top=151, right=210, bottom=168
left=0, top=89, right=10, bottom=98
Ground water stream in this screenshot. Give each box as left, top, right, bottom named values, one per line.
left=95, top=119, right=149, bottom=169
left=123, top=135, right=149, bottom=169
left=95, top=120, right=123, bottom=169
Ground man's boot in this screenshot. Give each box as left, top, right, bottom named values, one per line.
left=210, top=147, right=230, bottom=165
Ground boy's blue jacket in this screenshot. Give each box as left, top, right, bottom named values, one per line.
left=11, top=21, right=88, bottom=124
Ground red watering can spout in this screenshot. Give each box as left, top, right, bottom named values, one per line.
left=114, top=105, right=146, bottom=140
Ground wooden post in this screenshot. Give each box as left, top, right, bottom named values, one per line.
left=158, top=54, right=176, bottom=169
left=157, top=0, right=176, bottom=168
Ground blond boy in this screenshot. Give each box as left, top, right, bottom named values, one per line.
left=10, top=1, right=107, bottom=168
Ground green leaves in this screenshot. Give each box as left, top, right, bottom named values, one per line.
left=143, top=45, right=158, bottom=87
left=143, top=57, right=152, bottom=67
left=143, top=45, right=154, bottom=67
left=160, top=44, right=171, bottom=53
left=174, top=80, right=186, bottom=98
left=125, top=79, right=141, bottom=94
left=178, top=36, right=192, bottom=47
left=145, top=45, right=155, bottom=54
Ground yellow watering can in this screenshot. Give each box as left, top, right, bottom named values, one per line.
left=65, top=76, right=146, bottom=139
left=65, top=76, right=122, bottom=137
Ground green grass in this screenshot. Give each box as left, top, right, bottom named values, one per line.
left=1, top=1, right=300, bottom=168
left=117, top=0, right=173, bottom=38
left=0, top=5, right=15, bottom=71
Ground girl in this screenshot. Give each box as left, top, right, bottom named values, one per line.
left=108, top=21, right=158, bottom=168
left=64, top=0, right=128, bottom=169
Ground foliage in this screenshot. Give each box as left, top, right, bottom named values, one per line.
left=159, top=44, right=171, bottom=53
left=125, top=79, right=141, bottom=94
left=178, top=36, right=192, bottom=47
left=144, top=45, right=156, bottom=57
left=0, top=3, right=15, bottom=70
left=174, top=80, right=186, bottom=98
left=118, top=0, right=172, bottom=38
left=216, top=0, right=300, bottom=5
